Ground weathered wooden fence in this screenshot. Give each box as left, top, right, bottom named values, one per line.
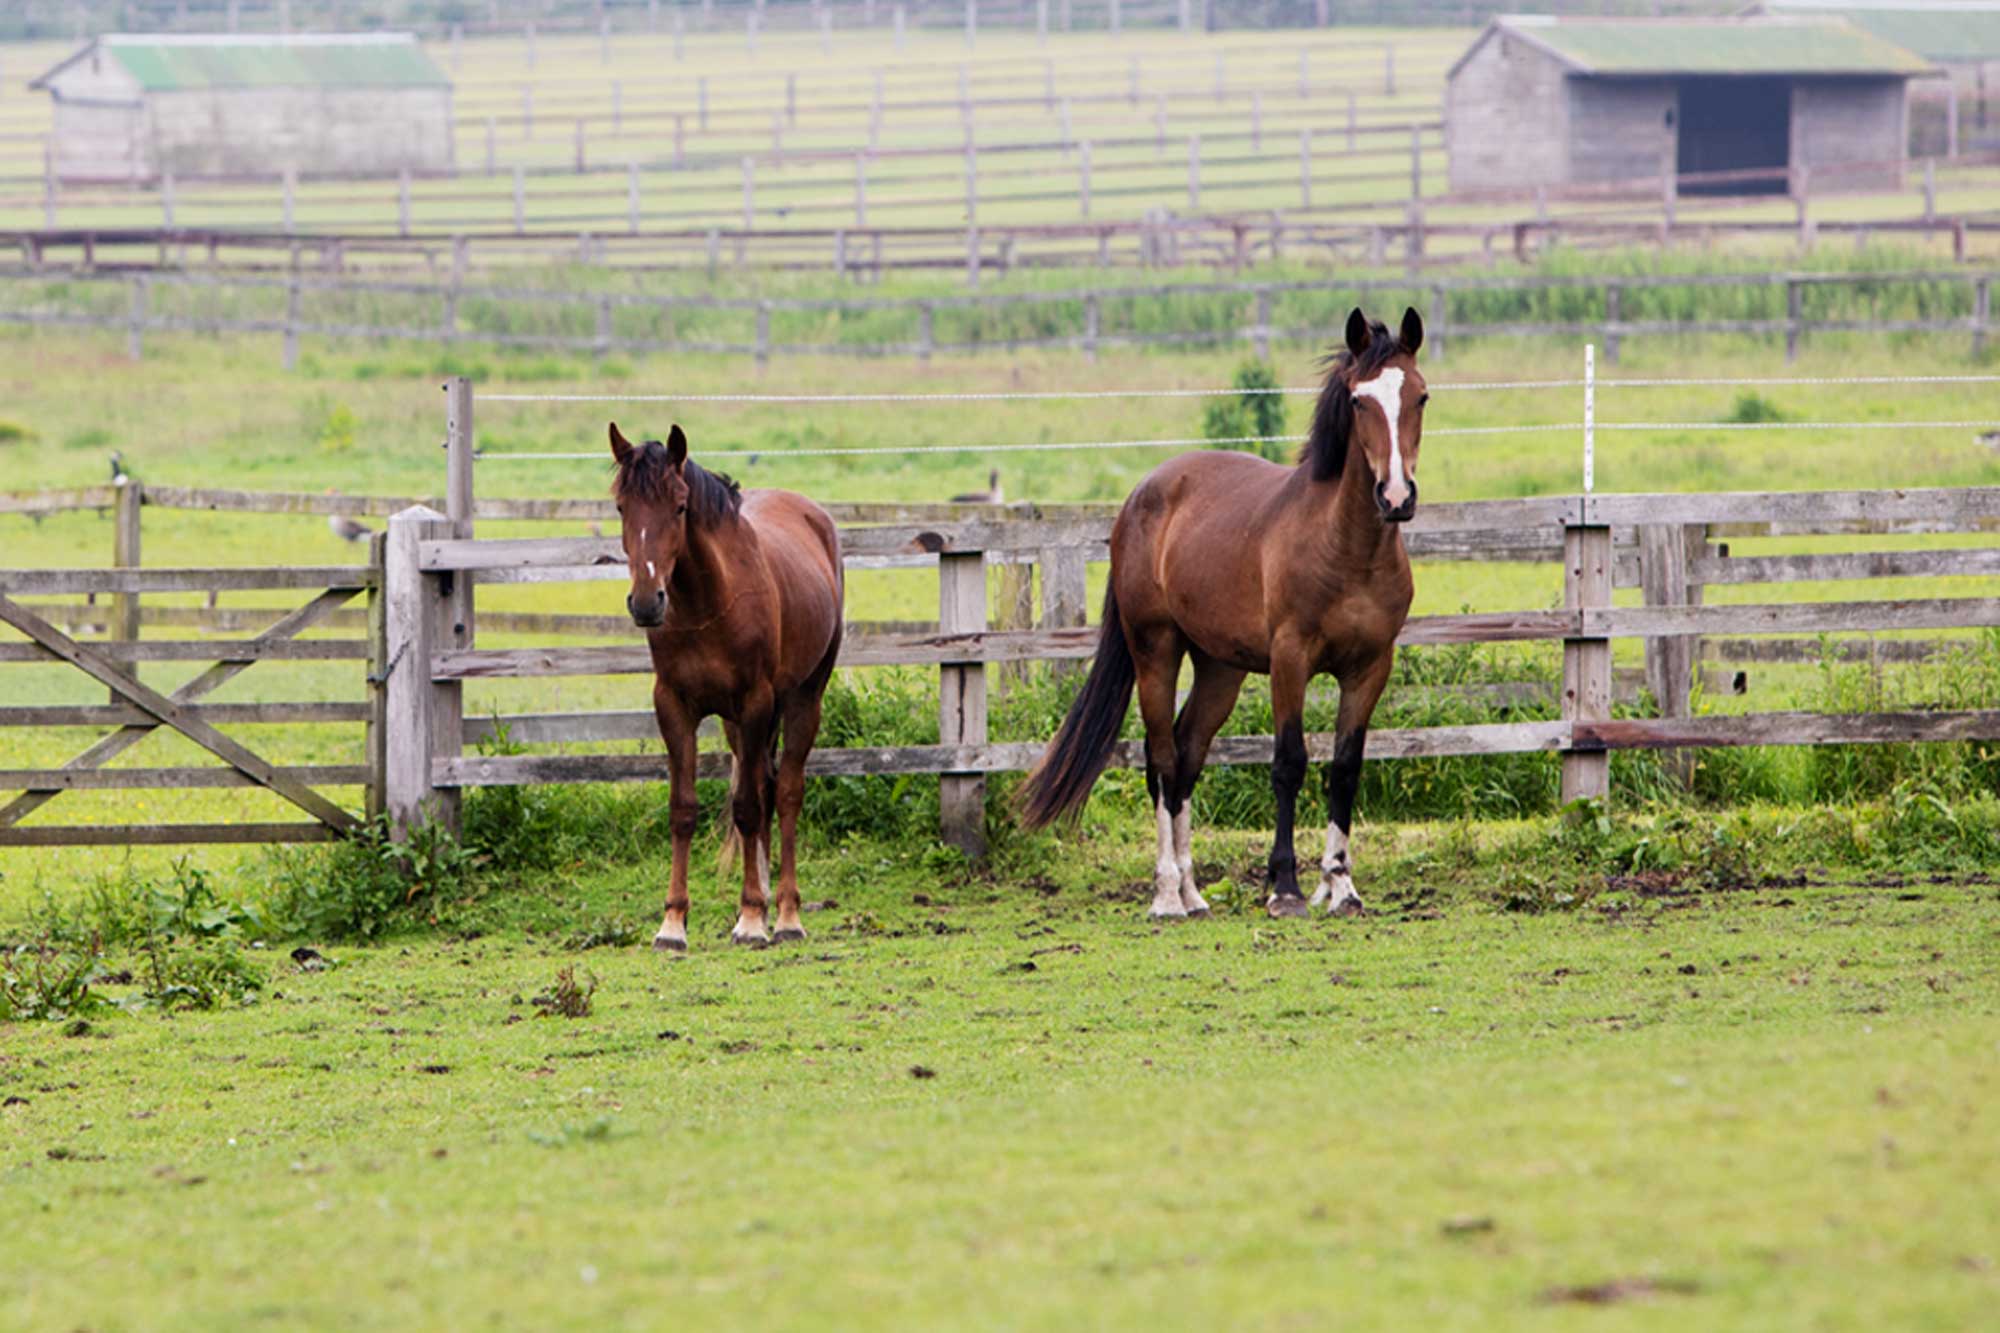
left=4, top=264, right=1996, bottom=371
left=7, top=435, right=2000, bottom=853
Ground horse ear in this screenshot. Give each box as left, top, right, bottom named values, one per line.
left=608, top=422, right=634, bottom=464
left=1400, top=306, right=1425, bottom=355
left=1345, top=307, right=1372, bottom=356
left=666, top=424, right=688, bottom=469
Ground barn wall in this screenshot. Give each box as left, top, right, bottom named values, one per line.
left=51, top=100, right=147, bottom=183
left=1446, top=30, right=1569, bottom=193
left=1792, top=77, right=1906, bottom=191
left=147, top=87, right=454, bottom=179
left=1567, top=78, right=1676, bottom=186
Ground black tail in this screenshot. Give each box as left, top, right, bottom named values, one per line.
left=1015, top=586, right=1135, bottom=830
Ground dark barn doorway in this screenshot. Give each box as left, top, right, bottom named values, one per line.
left=1676, top=76, right=1791, bottom=195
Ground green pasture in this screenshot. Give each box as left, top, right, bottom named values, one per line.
left=5, top=237, right=2000, bottom=1328
left=4, top=808, right=2000, bottom=1330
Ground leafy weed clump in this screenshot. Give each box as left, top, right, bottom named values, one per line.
left=0, top=940, right=112, bottom=1023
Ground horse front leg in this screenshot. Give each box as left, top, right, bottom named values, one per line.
left=1266, top=640, right=1312, bottom=919
left=1311, top=651, right=1392, bottom=918
left=651, top=688, right=699, bottom=952
left=729, top=696, right=777, bottom=947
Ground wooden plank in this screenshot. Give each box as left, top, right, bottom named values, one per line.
left=0, top=823, right=339, bottom=847
left=431, top=720, right=1578, bottom=787
left=1400, top=610, right=1577, bottom=645
left=1588, top=598, right=2000, bottom=638
left=1706, top=637, right=1954, bottom=665
left=0, top=765, right=369, bottom=791
left=1691, top=548, right=2000, bottom=585
left=0, top=640, right=368, bottom=663
left=0, top=595, right=359, bottom=833
left=0, top=567, right=375, bottom=595
left=1578, top=710, right=2000, bottom=751
left=1585, top=487, right=2000, bottom=530
left=0, top=703, right=368, bottom=727
left=0, top=587, right=358, bottom=830
left=0, top=486, right=120, bottom=515
left=938, top=551, right=988, bottom=860
left=1561, top=525, right=1613, bottom=804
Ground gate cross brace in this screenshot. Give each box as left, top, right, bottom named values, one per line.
left=0, top=591, right=361, bottom=834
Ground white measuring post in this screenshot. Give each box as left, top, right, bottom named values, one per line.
left=1583, top=342, right=1596, bottom=494
left=1079, top=139, right=1092, bottom=217
left=742, top=157, right=755, bottom=227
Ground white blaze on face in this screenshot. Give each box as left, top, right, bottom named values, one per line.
left=1351, top=367, right=1411, bottom=508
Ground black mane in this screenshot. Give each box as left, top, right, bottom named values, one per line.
left=612, top=440, right=743, bottom=525
left=1302, top=319, right=1404, bottom=483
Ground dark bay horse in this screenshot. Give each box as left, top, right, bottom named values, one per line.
left=1018, top=307, right=1426, bottom=920
left=610, top=422, right=844, bottom=949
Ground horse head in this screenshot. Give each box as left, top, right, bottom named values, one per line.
left=609, top=421, right=693, bottom=628
left=1340, top=306, right=1428, bottom=523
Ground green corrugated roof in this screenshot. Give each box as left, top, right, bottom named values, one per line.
left=1497, top=15, right=1933, bottom=75
left=1758, top=5, right=2000, bottom=62
left=98, top=35, right=448, bottom=91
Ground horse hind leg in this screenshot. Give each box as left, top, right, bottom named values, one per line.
left=1169, top=657, right=1248, bottom=918
left=1133, top=631, right=1189, bottom=920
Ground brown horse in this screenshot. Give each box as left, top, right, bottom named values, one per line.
left=610, top=422, right=844, bottom=950
left=1018, top=307, right=1426, bottom=920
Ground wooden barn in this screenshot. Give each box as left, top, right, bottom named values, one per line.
left=29, top=33, right=453, bottom=185
left=1446, top=15, right=1931, bottom=198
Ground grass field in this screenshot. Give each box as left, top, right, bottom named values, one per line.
left=6, top=238, right=2000, bottom=1327
left=0, top=20, right=1992, bottom=262
left=5, top=814, right=2000, bottom=1330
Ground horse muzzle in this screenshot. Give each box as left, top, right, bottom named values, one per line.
left=1375, top=477, right=1417, bottom=524
left=627, top=588, right=667, bottom=627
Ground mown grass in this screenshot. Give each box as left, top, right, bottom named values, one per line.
left=4, top=798, right=1999, bottom=1330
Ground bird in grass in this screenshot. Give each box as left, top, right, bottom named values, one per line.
left=325, top=488, right=375, bottom=544
left=950, top=469, right=1003, bottom=504
left=109, top=450, right=127, bottom=484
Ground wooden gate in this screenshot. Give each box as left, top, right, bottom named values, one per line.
left=0, top=560, right=376, bottom=847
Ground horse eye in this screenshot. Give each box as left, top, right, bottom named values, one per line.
left=1417, top=393, right=1430, bottom=407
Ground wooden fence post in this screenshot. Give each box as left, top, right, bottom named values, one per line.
left=1299, top=128, right=1312, bottom=209
left=1975, top=276, right=1991, bottom=360
left=112, top=479, right=142, bottom=652
left=383, top=506, right=450, bottom=840
left=1561, top=512, right=1612, bottom=805
left=512, top=165, right=526, bottom=232
left=282, top=266, right=301, bottom=371
left=1604, top=283, right=1622, bottom=365
left=125, top=275, right=146, bottom=361
left=366, top=530, right=388, bottom=821
left=1253, top=287, right=1272, bottom=361
left=997, top=560, right=1033, bottom=689
left=437, top=378, right=476, bottom=837
left=1785, top=278, right=1803, bottom=363
left=939, top=551, right=988, bottom=860
left=1040, top=546, right=1087, bottom=682
left=1079, top=140, right=1092, bottom=217
left=1639, top=523, right=1694, bottom=787
left=855, top=153, right=868, bottom=225
left=1187, top=134, right=1200, bottom=210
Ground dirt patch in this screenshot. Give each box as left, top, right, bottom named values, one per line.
left=1542, top=1277, right=1699, bottom=1305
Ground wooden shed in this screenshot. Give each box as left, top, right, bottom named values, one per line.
left=1446, top=16, right=1931, bottom=198
left=30, top=33, right=453, bottom=186
left=1752, top=2, right=2000, bottom=152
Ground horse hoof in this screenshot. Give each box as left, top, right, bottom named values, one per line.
left=1148, top=904, right=1188, bottom=922
left=1331, top=897, right=1366, bottom=919
left=731, top=931, right=771, bottom=949
left=1185, top=906, right=1211, bottom=919
left=651, top=934, right=686, bottom=953
left=1265, top=895, right=1310, bottom=920
left=773, top=926, right=807, bottom=943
